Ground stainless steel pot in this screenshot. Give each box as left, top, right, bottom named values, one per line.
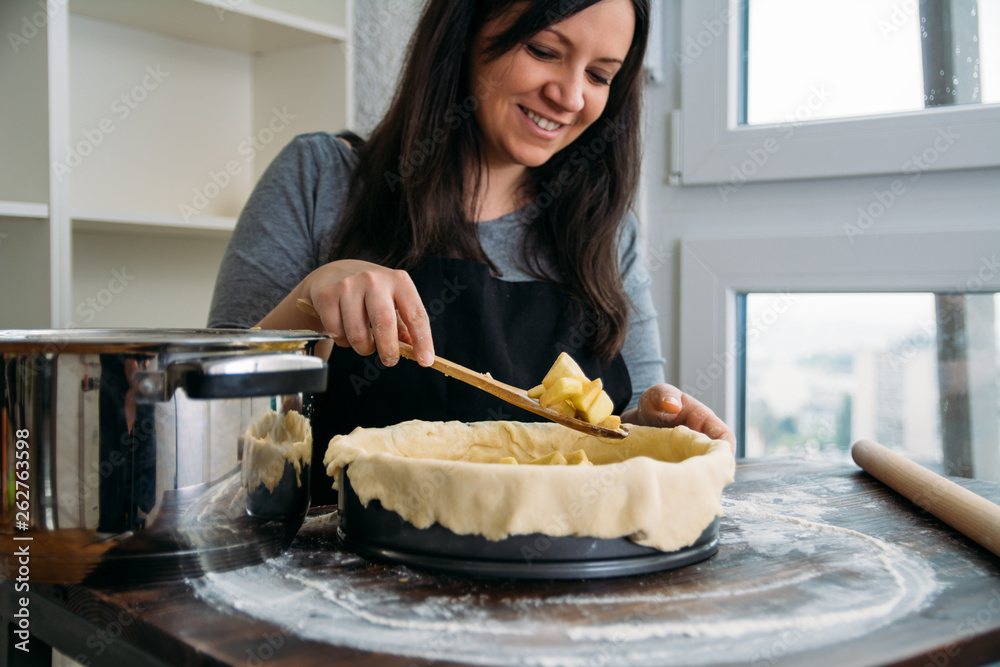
left=0, top=329, right=328, bottom=584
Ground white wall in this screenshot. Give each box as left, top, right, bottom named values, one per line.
left=352, top=0, right=421, bottom=135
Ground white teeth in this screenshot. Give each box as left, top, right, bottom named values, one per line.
left=523, top=107, right=562, bottom=131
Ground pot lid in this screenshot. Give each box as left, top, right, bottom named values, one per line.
left=0, top=329, right=327, bottom=354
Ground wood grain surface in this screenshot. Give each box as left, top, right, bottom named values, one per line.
left=6, top=458, right=1000, bottom=667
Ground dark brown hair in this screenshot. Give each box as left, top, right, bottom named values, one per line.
left=330, top=0, right=650, bottom=359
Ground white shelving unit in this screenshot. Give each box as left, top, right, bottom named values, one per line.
left=0, top=0, right=352, bottom=329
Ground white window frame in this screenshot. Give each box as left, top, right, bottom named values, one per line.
left=678, top=229, right=1000, bottom=436
left=677, top=0, right=1000, bottom=185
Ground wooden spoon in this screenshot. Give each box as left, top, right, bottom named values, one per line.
left=295, top=298, right=628, bottom=439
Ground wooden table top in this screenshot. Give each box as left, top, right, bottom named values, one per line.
left=9, top=457, right=1000, bottom=667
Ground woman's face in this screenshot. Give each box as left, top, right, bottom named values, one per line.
left=468, top=0, right=636, bottom=174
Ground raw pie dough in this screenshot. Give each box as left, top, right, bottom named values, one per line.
left=243, top=410, right=312, bottom=492
left=324, top=420, right=735, bottom=552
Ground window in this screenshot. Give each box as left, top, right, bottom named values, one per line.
left=677, top=0, right=1000, bottom=183
left=677, top=230, right=1000, bottom=474
left=745, top=0, right=999, bottom=125
left=742, top=292, right=1000, bottom=480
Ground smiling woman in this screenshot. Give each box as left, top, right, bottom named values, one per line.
left=209, top=0, right=736, bottom=506
left=467, top=0, right=635, bottom=200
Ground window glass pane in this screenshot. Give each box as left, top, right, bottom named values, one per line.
left=743, top=292, right=1000, bottom=481
left=745, top=0, right=999, bottom=125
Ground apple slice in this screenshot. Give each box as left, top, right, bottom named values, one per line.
left=600, top=414, right=622, bottom=431
left=539, top=376, right=584, bottom=408
left=528, top=451, right=568, bottom=465
left=579, top=390, right=614, bottom=425
left=541, top=352, right=588, bottom=389
left=571, top=378, right=604, bottom=412
left=549, top=399, right=577, bottom=418
left=526, top=384, right=546, bottom=399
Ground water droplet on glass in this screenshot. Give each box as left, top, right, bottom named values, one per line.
left=924, top=95, right=929, bottom=101
left=972, top=8, right=977, bottom=16
left=931, top=89, right=936, bottom=94
left=955, top=47, right=961, bottom=55
left=951, top=90, right=956, bottom=95
left=945, top=87, right=951, bottom=93
left=968, top=57, right=972, bottom=62
left=940, top=70, right=945, bottom=76
left=922, top=16, right=926, bottom=22
left=929, top=95, right=935, bottom=100
left=953, top=77, right=959, bottom=85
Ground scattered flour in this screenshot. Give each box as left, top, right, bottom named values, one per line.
left=191, top=491, right=941, bottom=666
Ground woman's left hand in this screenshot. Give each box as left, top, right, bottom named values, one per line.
left=621, top=384, right=737, bottom=453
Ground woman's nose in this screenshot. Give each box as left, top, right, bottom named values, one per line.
left=543, top=68, right=585, bottom=113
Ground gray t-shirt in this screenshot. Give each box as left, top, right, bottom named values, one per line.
left=208, top=132, right=665, bottom=408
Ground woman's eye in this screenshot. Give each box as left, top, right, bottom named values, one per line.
left=589, top=71, right=612, bottom=86
left=526, top=44, right=557, bottom=60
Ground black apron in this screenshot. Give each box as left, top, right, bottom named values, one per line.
left=308, top=256, right=631, bottom=506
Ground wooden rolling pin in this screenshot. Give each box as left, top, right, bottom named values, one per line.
left=852, top=439, right=1000, bottom=558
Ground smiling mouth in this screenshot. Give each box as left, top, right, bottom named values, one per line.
left=520, top=106, right=563, bottom=132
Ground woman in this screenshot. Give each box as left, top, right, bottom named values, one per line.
left=209, top=0, right=735, bottom=504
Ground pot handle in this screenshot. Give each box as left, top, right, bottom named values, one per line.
left=135, top=354, right=328, bottom=402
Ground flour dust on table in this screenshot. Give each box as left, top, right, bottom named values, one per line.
left=190, top=483, right=941, bottom=667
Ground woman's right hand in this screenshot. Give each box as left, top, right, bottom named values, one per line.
left=259, top=259, right=435, bottom=368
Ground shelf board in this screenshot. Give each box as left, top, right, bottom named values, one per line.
left=0, top=200, right=49, bottom=219
left=72, top=208, right=236, bottom=238
left=69, top=0, right=347, bottom=54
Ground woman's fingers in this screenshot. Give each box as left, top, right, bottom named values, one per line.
left=312, top=287, right=350, bottom=347
left=310, top=261, right=434, bottom=366
left=392, top=270, right=434, bottom=366
left=365, top=288, right=401, bottom=365
left=637, top=384, right=737, bottom=453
